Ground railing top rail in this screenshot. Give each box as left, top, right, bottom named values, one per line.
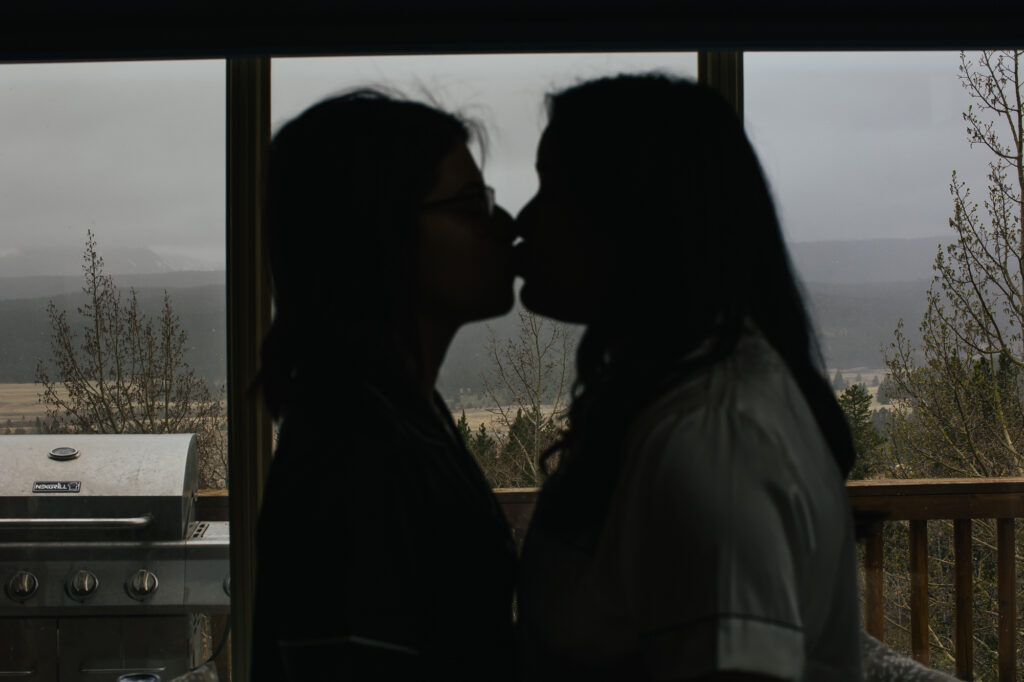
left=200, top=479, right=1024, bottom=498
left=847, top=478, right=1024, bottom=496
left=199, top=479, right=1024, bottom=522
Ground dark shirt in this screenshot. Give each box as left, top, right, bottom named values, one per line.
left=251, top=378, right=517, bottom=681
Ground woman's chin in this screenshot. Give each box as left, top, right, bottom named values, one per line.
left=519, top=283, right=586, bottom=324
left=462, top=287, right=516, bottom=323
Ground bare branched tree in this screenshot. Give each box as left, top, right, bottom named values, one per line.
left=35, top=231, right=227, bottom=489
left=877, top=51, right=1024, bottom=676
left=473, top=308, right=576, bottom=487
left=885, top=50, right=1024, bottom=479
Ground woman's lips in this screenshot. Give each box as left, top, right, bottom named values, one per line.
left=511, top=241, right=531, bottom=278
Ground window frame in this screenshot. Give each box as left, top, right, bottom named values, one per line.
left=3, top=16, right=1014, bottom=673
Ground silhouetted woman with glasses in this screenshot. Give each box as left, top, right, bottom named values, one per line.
left=252, top=89, right=517, bottom=681
left=514, top=74, right=862, bottom=681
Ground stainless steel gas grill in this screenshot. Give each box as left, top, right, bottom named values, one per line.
left=0, top=434, right=230, bottom=681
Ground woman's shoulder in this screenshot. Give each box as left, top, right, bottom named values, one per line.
left=632, top=327, right=796, bottom=430
left=622, top=326, right=831, bottom=487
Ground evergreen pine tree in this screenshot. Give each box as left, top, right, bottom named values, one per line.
left=876, top=374, right=894, bottom=405
left=832, top=369, right=847, bottom=391
left=455, top=410, right=472, bottom=446
left=504, top=408, right=531, bottom=459
left=839, top=383, right=884, bottom=479
left=471, top=423, right=497, bottom=462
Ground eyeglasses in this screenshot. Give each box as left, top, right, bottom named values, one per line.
left=420, top=185, right=496, bottom=219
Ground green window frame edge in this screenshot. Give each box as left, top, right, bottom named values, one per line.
left=226, top=57, right=272, bottom=682
left=224, top=51, right=740, bottom=681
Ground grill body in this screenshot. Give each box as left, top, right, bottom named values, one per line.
left=0, top=435, right=229, bottom=681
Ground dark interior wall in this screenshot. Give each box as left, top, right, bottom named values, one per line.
left=1, top=0, right=1023, bottom=61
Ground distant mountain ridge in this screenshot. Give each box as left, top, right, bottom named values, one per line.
left=0, top=271, right=225, bottom=302
left=787, top=235, right=947, bottom=285
left=0, top=246, right=219, bottom=279
left=0, top=236, right=952, bottom=386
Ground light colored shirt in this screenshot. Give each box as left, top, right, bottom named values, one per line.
left=519, top=327, right=862, bottom=681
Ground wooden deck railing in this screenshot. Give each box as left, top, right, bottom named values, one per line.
left=847, top=478, right=1024, bottom=681
left=199, top=478, right=1024, bottom=681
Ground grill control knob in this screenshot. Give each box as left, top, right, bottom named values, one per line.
left=6, top=570, right=39, bottom=602
left=67, top=570, right=99, bottom=601
left=126, top=569, right=159, bottom=601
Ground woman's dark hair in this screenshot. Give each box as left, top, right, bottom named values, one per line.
left=538, top=74, right=856, bottom=540
left=261, top=89, right=472, bottom=420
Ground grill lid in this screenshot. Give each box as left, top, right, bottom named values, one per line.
left=0, top=434, right=198, bottom=541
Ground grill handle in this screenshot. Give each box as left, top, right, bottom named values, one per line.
left=0, top=514, right=152, bottom=530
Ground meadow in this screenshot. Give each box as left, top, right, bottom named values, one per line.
left=1, top=372, right=888, bottom=435
left=0, top=383, right=47, bottom=428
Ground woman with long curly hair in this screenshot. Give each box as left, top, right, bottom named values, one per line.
left=514, top=74, right=862, bottom=681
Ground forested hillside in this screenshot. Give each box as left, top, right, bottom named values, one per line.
left=0, top=236, right=939, bottom=392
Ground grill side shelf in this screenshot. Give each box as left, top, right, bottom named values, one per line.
left=0, top=515, right=153, bottom=530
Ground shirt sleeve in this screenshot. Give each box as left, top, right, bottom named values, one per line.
left=616, top=405, right=814, bottom=681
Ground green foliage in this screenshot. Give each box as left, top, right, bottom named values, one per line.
left=870, top=407, right=890, bottom=435
left=876, top=374, right=894, bottom=404
left=877, top=50, right=1024, bottom=677
left=472, top=422, right=497, bottom=460
left=832, top=369, right=848, bottom=391
left=455, top=410, right=472, bottom=444
left=871, top=375, right=880, bottom=387
left=503, top=406, right=559, bottom=464
left=463, top=422, right=501, bottom=483
left=839, top=384, right=885, bottom=479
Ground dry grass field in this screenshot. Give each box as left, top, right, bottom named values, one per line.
left=451, top=405, right=565, bottom=438
left=7, top=373, right=889, bottom=433
left=457, top=407, right=496, bottom=432
left=0, top=383, right=48, bottom=426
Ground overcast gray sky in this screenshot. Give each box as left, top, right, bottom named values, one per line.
left=0, top=51, right=999, bottom=273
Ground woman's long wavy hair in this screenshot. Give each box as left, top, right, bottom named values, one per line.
left=536, top=74, right=856, bottom=542
left=261, top=89, right=472, bottom=420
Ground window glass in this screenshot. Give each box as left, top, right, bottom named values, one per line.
left=0, top=59, right=229, bottom=673
left=272, top=52, right=697, bottom=487
left=746, top=51, right=995, bottom=480
left=747, top=51, right=1022, bottom=676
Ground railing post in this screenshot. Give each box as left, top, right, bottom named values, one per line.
left=997, top=518, right=1016, bottom=682
left=909, top=520, right=930, bottom=666
left=864, top=519, right=885, bottom=640
left=954, top=519, right=973, bottom=680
